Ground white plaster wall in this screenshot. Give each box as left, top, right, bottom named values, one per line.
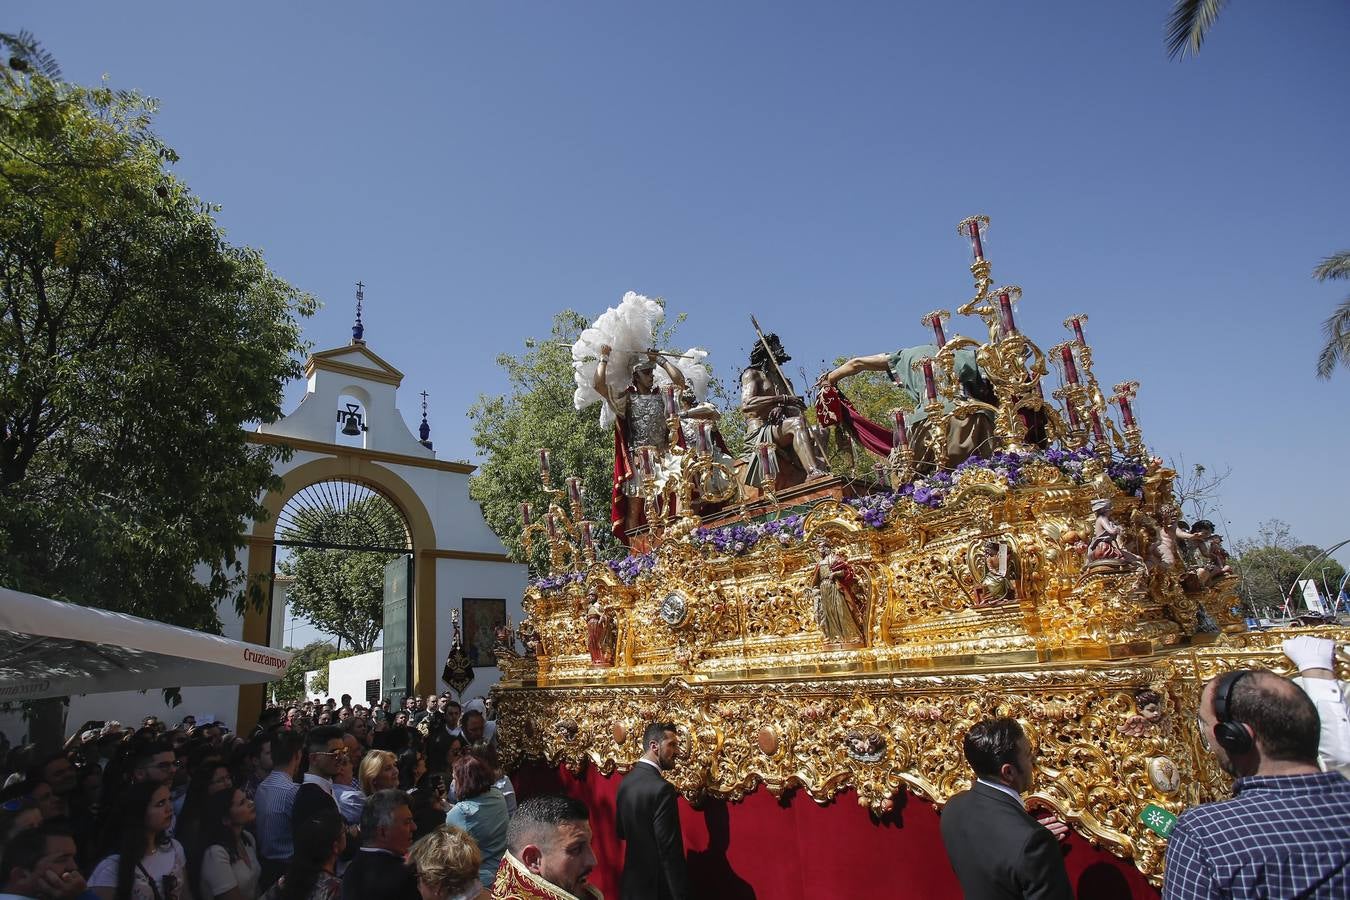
left=434, top=558, right=529, bottom=702
left=327, top=650, right=382, bottom=704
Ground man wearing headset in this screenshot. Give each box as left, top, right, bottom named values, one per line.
left=1162, top=669, right=1350, bottom=899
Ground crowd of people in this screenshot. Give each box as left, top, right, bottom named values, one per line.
left=2, top=636, right=1347, bottom=900
left=0, top=692, right=604, bottom=900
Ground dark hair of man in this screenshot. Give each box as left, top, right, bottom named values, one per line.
left=506, top=795, right=590, bottom=855
left=460, top=710, right=484, bottom=727
left=305, top=724, right=345, bottom=757
left=361, top=788, right=411, bottom=841
left=445, top=700, right=461, bottom=711
left=1, top=820, right=72, bottom=887
left=396, top=748, right=423, bottom=790
left=1228, top=671, right=1320, bottom=763
left=962, top=717, right=1026, bottom=779
left=278, top=810, right=344, bottom=900
left=642, top=722, right=675, bottom=750
left=1191, top=519, right=1216, bottom=533
left=130, top=738, right=173, bottom=770
left=269, top=730, right=304, bottom=770
left=451, top=754, right=495, bottom=800
left=258, top=707, right=282, bottom=726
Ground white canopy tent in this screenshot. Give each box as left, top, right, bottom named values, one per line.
left=0, top=586, right=291, bottom=702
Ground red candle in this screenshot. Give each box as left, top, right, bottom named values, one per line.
left=1070, top=317, right=1087, bottom=346
left=1066, top=401, right=1080, bottom=429
left=519, top=502, right=532, bottom=526
left=545, top=514, right=558, bottom=539
left=640, top=446, right=655, bottom=476
left=1060, top=346, right=1079, bottom=385
left=892, top=409, right=909, bottom=448
left=1118, top=397, right=1135, bottom=429
left=1089, top=410, right=1106, bottom=443
left=968, top=220, right=985, bottom=261
left=756, top=443, right=779, bottom=477
left=662, top=384, right=677, bottom=416
left=928, top=315, right=947, bottom=347
left=921, top=359, right=938, bottom=402
left=998, top=292, right=1018, bottom=336
left=566, top=477, right=582, bottom=505
left=538, top=448, right=551, bottom=480
left=696, top=422, right=712, bottom=453
left=580, top=521, right=594, bottom=550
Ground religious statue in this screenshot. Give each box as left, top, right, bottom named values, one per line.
left=973, top=539, right=1019, bottom=605
left=1175, top=518, right=1233, bottom=592
left=818, top=343, right=996, bottom=472
left=1085, top=498, right=1145, bottom=572
left=810, top=539, right=866, bottom=645
left=740, top=332, right=828, bottom=489
left=584, top=592, right=615, bottom=667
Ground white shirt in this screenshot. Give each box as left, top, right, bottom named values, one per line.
left=303, top=772, right=334, bottom=794
left=976, top=777, right=1026, bottom=807
left=637, top=757, right=663, bottom=772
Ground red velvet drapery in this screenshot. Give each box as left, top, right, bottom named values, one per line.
left=513, top=762, right=1159, bottom=899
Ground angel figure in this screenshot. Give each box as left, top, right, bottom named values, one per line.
left=1085, top=498, right=1145, bottom=572
left=810, top=539, right=866, bottom=645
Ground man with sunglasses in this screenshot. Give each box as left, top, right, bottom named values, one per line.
left=292, top=725, right=345, bottom=840
left=1164, top=668, right=1350, bottom=899
left=129, top=740, right=177, bottom=786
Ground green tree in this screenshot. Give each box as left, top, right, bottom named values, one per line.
left=274, top=497, right=406, bottom=653
left=272, top=641, right=350, bottom=702
left=1314, top=251, right=1350, bottom=379
left=1232, top=519, right=1347, bottom=616
left=0, top=54, right=313, bottom=628
left=468, top=311, right=621, bottom=573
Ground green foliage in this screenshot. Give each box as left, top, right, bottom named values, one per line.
left=468, top=311, right=621, bottom=574
left=1165, top=0, right=1231, bottom=60
left=1232, top=520, right=1347, bottom=615
left=0, top=55, right=314, bottom=631
left=1314, top=250, right=1350, bottom=380
left=272, top=641, right=351, bottom=702
left=274, top=497, right=405, bottom=653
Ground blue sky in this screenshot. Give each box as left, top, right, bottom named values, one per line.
left=11, top=2, right=1350, bottom=574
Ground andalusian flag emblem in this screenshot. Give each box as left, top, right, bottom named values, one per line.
left=1139, top=803, right=1178, bottom=838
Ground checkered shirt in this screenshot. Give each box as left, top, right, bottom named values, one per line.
left=1161, top=771, right=1350, bottom=899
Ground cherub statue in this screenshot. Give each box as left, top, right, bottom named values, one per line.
left=1085, top=498, right=1145, bottom=572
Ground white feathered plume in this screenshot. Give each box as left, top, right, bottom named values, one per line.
left=653, top=348, right=711, bottom=403
left=572, top=292, right=665, bottom=429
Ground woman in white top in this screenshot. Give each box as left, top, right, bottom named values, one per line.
left=89, top=781, right=189, bottom=900
left=190, top=787, right=261, bottom=900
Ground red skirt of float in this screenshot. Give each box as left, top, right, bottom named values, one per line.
left=514, top=763, right=1159, bottom=899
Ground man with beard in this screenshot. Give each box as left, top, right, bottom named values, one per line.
left=1163, top=670, right=1350, bottom=899
left=615, top=723, right=687, bottom=900
left=493, top=795, right=600, bottom=900
left=739, top=333, right=827, bottom=491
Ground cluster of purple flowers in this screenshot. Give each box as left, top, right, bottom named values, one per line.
left=606, top=551, right=656, bottom=584
left=531, top=571, right=585, bottom=593
left=847, top=448, right=1150, bottom=528
left=692, top=514, right=805, bottom=556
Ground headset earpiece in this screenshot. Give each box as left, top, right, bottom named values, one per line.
left=1212, top=670, right=1254, bottom=755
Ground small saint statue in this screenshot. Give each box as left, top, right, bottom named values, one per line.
left=584, top=591, right=615, bottom=667
left=810, top=539, right=866, bottom=645
left=1085, top=498, right=1145, bottom=572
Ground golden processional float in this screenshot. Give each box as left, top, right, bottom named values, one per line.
left=488, top=215, right=1349, bottom=885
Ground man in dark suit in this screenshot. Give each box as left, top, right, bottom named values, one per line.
left=615, top=722, right=688, bottom=900
left=292, top=725, right=344, bottom=833
left=342, top=788, right=419, bottom=900
left=939, top=717, right=1073, bottom=900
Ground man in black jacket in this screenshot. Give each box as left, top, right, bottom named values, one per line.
left=342, top=788, right=419, bottom=900
left=939, top=717, right=1072, bottom=900
left=615, top=722, right=688, bottom=900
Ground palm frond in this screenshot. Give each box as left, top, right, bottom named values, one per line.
left=1313, top=250, right=1350, bottom=282
left=0, top=30, right=62, bottom=80
left=1316, top=297, right=1350, bottom=380
left=1166, top=0, right=1231, bottom=60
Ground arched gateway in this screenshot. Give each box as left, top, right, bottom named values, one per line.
left=235, top=334, right=525, bottom=730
